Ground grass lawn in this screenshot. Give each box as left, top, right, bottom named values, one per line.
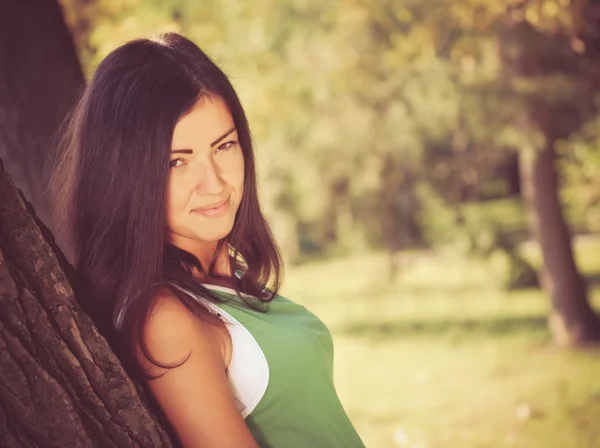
left=281, top=236, right=600, bottom=448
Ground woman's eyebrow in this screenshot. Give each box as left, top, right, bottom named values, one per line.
left=210, top=127, right=236, bottom=147
left=170, top=127, right=237, bottom=153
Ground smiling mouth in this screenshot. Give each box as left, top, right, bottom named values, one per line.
left=192, top=197, right=230, bottom=217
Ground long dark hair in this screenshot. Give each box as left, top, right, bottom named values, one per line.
left=48, top=33, right=282, bottom=379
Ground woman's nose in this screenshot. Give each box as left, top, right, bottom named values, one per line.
left=193, top=158, right=225, bottom=195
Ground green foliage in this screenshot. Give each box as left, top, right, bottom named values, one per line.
left=505, top=252, right=540, bottom=289
left=417, top=193, right=539, bottom=289
left=558, top=103, right=600, bottom=233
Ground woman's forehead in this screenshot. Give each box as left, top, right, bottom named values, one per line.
left=171, top=96, right=235, bottom=150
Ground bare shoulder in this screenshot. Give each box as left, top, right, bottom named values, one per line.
left=132, top=288, right=257, bottom=447
left=133, top=287, right=223, bottom=376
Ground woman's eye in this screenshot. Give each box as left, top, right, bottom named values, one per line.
left=217, top=140, right=238, bottom=152
left=169, top=158, right=185, bottom=168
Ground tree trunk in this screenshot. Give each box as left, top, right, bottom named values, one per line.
left=0, top=0, right=84, bottom=230
left=0, top=160, right=175, bottom=447
left=500, top=19, right=600, bottom=345
left=519, top=143, right=600, bottom=346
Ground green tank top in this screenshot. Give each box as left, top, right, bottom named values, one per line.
left=206, top=286, right=365, bottom=448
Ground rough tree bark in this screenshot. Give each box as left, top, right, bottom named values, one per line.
left=0, top=160, right=175, bottom=447
left=0, top=0, right=84, bottom=229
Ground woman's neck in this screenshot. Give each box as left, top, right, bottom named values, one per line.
left=192, top=242, right=233, bottom=281
left=166, top=236, right=235, bottom=284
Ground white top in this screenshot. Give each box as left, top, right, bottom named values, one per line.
left=177, top=284, right=270, bottom=419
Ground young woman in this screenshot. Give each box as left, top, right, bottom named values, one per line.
left=50, top=33, right=365, bottom=448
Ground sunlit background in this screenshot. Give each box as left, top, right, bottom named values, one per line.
left=13, top=0, right=600, bottom=446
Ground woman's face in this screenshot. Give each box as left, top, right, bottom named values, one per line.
left=165, top=95, right=244, bottom=255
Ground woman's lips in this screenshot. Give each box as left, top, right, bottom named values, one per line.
left=192, top=198, right=230, bottom=217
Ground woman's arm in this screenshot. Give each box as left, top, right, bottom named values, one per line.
left=134, top=292, right=258, bottom=448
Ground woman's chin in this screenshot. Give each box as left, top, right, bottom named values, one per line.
left=198, top=227, right=234, bottom=243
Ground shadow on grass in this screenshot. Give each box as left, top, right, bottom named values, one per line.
left=337, top=315, right=550, bottom=339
